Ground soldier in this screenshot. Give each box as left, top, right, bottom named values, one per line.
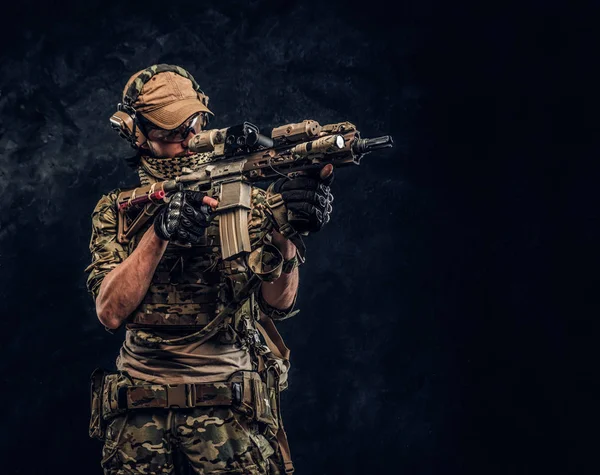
left=85, top=64, right=334, bottom=474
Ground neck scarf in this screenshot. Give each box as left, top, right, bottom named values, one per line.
left=138, top=153, right=215, bottom=184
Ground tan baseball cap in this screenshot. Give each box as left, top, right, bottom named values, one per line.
left=123, top=70, right=213, bottom=130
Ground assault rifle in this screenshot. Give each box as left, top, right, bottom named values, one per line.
left=116, top=120, right=393, bottom=260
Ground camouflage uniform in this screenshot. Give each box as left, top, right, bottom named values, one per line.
left=103, top=407, right=271, bottom=474
left=100, top=375, right=281, bottom=475
left=87, top=173, right=294, bottom=474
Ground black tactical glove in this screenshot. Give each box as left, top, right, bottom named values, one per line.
left=154, top=190, right=213, bottom=244
left=271, top=170, right=334, bottom=234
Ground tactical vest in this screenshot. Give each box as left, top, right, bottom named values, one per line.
left=124, top=187, right=272, bottom=331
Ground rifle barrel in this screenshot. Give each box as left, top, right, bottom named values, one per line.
left=352, top=135, right=394, bottom=154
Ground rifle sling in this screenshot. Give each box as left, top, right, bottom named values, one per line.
left=264, top=189, right=306, bottom=263
left=256, top=317, right=294, bottom=474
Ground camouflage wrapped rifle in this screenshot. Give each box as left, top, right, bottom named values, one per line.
left=116, top=120, right=393, bottom=260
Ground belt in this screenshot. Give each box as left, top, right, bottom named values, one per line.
left=117, top=381, right=243, bottom=410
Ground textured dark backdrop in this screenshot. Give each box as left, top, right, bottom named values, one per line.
left=0, top=1, right=593, bottom=474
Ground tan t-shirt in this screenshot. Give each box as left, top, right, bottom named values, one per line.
left=116, top=327, right=252, bottom=384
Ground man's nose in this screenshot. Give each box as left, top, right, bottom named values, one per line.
left=182, top=129, right=195, bottom=148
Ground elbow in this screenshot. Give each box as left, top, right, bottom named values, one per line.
left=96, top=298, right=122, bottom=330
left=95, top=279, right=126, bottom=330
left=99, top=314, right=121, bottom=330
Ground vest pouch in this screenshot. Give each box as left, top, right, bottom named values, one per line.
left=264, top=350, right=289, bottom=391
left=252, top=371, right=277, bottom=427
left=101, top=371, right=133, bottom=422
left=230, top=371, right=277, bottom=428
left=256, top=320, right=291, bottom=392
left=89, top=368, right=108, bottom=440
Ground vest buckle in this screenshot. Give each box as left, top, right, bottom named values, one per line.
left=166, top=384, right=194, bottom=408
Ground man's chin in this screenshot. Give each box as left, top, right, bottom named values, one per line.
left=170, top=150, right=195, bottom=158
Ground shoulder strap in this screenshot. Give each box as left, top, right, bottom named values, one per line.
left=256, top=317, right=294, bottom=473
left=256, top=318, right=290, bottom=365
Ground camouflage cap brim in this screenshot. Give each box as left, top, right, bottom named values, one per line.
left=141, top=98, right=214, bottom=130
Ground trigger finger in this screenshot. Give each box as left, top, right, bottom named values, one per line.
left=185, top=190, right=207, bottom=205
left=320, top=164, right=334, bottom=186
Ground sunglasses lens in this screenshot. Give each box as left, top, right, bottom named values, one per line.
left=147, top=114, right=200, bottom=143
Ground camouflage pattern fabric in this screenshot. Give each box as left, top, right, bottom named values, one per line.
left=130, top=186, right=274, bottom=328
left=101, top=374, right=282, bottom=475
left=139, top=153, right=216, bottom=181
left=85, top=189, right=132, bottom=300
left=123, top=63, right=207, bottom=108
left=85, top=186, right=275, bottom=327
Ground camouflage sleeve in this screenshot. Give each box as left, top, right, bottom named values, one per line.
left=248, top=186, right=275, bottom=246
left=84, top=190, right=130, bottom=300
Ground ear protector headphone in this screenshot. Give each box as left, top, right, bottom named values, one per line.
left=109, top=64, right=212, bottom=149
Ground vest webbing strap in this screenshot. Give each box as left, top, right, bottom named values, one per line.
left=264, top=188, right=306, bottom=264
left=190, top=274, right=261, bottom=339
left=256, top=319, right=290, bottom=364
left=120, top=381, right=236, bottom=410
left=256, top=318, right=294, bottom=473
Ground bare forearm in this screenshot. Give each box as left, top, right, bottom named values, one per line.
left=261, top=267, right=298, bottom=310
left=96, top=227, right=168, bottom=329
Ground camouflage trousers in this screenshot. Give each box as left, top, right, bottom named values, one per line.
left=101, top=378, right=283, bottom=474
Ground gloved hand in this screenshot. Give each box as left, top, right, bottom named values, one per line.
left=154, top=190, right=213, bottom=244
left=271, top=166, right=334, bottom=234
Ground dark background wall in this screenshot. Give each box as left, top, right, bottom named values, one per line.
left=0, top=1, right=593, bottom=474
